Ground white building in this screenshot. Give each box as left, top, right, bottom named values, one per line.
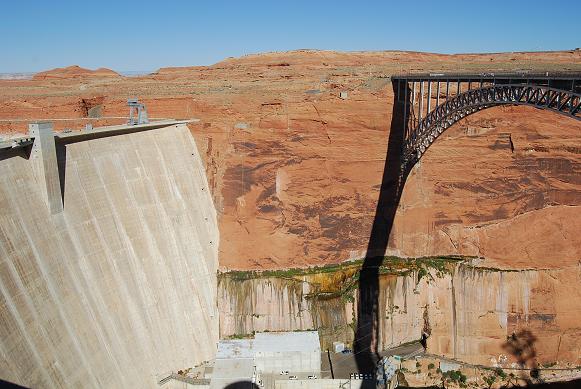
left=209, top=331, right=321, bottom=389
left=254, top=332, right=321, bottom=374
left=210, top=339, right=256, bottom=389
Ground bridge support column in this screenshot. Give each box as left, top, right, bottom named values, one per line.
left=427, top=81, right=432, bottom=113
left=29, top=122, right=63, bottom=214
left=411, top=82, right=416, bottom=128
left=403, top=82, right=408, bottom=137
left=571, top=81, right=576, bottom=111
left=397, top=79, right=402, bottom=101
left=419, top=81, right=424, bottom=123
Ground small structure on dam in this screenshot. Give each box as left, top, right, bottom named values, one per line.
left=127, top=98, right=149, bottom=125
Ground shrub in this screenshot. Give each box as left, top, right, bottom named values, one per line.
left=495, top=367, right=507, bottom=379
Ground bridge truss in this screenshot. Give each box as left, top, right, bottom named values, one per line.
left=391, top=72, right=581, bottom=171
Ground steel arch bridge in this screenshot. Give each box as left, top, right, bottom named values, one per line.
left=391, top=72, right=581, bottom=172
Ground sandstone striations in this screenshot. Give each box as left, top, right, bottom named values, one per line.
left=3, top=50, right=579, bottom=270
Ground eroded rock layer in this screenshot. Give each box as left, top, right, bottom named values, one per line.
left=218, top=261, right=581, bottom=366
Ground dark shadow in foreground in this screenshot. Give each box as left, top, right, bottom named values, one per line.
left=508, top=378, right=581, bottom=389
left=354, top=81, right=410, bottom=373
left=224, top=381, right=259, bottom=389
left=503, top=329, right=540, bottom=384
left=0, top=379, right=30, bottom=389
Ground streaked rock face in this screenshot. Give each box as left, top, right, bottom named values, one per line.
left=218, top=263, right=581, bottom=366
left=393, top=106, right=581, bottom=269
left=210, top=100, right=581, bottom=271
left=0, top=124, right=219, bottom=388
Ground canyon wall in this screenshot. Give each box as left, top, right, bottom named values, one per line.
left=0, top=124, right=219, bottom=388
left=0, top=50, right=579, bottom=372
left=218, top=262, right=581, bottom=366
left=393, top=107, right=581, bottom=270
left=1, top=50, right=580, bottom=271
left=218, top=274, right=355, bottom=347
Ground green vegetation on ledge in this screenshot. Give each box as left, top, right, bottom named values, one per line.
left=221, top=255, right=471, bottom=280
left=219, top=255, right=475, bottom=302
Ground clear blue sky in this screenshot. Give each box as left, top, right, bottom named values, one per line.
left=1, top=0, right=579, bottom=73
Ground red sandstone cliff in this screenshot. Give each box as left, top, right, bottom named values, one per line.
left=1, top=50, right=580, bottom=271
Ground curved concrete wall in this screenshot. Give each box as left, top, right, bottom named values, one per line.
left=0, top=124, right=219, bottom=388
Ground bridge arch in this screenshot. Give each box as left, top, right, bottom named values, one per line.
left=392, top=73, right=581, bottom=172
left=353, top=74, right=580, bottom=373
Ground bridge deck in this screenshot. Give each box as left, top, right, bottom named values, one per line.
left=390, top=72, right=580, bottom=172
left=0, top=137, right=34, bottom=151
left=392, top=71, right=581, bottom=81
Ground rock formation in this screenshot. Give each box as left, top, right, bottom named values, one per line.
left=0, top=49, right=580, bottom=384
left=218, top=261, right=581, bottom=366
left=32, top=65, right=121, bottom=80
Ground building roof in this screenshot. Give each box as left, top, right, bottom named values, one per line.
left=254, top=331, right=320, bottom=353
left=215, top=339, right=255, bottom=360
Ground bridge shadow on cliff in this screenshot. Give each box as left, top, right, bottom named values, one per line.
left=354, top=81, right=410, bottom=373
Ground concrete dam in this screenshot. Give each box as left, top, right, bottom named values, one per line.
left=0, top=122, right=219, bottom=388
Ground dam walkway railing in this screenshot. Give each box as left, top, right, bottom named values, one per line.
left=157, top=372, right=210, bottom=386
left=0, top=119, right=198, bottom=214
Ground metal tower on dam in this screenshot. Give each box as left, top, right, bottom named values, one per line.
left=391, top=72, right=581, bottom=172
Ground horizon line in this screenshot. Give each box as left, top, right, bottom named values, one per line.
left=3, top=47, right=580, bottom=75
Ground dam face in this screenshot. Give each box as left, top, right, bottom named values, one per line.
left=0, top=124, right=219, bottom=388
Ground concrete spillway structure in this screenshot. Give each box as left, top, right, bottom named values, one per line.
left=0, top=122, right=219, bottom=388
